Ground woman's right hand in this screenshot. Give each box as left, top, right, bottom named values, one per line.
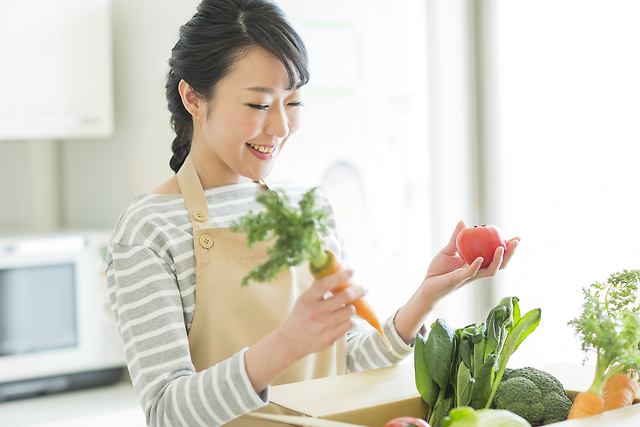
left=280, top=268, right=365, bottom=360
left=244, top=268, right=364, bottom=393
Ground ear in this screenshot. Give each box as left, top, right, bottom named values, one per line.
left=178, top=79, right=204, bottom=120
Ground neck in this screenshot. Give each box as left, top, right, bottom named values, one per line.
left=189, top=145, right=253, bottom=189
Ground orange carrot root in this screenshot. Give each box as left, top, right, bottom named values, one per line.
left=602, top=372, right=640, bottom=411
left=311, top=251, right=390, bottom=347
left=567, top=391, right=605, bottom=419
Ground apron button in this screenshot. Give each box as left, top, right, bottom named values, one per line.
left=193, top=210, right=208, bottom=222
left=199, top=234, right=213, bottom=249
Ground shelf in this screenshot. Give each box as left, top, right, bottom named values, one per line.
left=0, top=378, right=144, bottom=427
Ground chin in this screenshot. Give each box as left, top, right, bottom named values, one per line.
left=245, top=169, right=272, bottom=183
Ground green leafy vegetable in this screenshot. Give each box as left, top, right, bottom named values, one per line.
left=443, top=407, right=531, bottom=427
left=485, top=307, right=541, bottom=409
left=456, top=362, right=473, bottom=409
left=414, top=297, right=540, bottom=427
left=471, top=354, right=495, bottom=410
left=590, top=269, right=640, bottom=318
left=568, top=270, right=640, bottom=396
left=426, top=319, right=458, bottom=391
left=415, top=319, right=458, bottom=425
left=484, top=297, right=517, bottom=360
left=415, top=333, right=440, bottom=413
left=231, top=188, right=329, bottom=285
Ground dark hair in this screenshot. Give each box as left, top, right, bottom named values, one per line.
left=166, top=0, right=309, bottom=173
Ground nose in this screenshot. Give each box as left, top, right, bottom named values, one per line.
left=264, top=106, right=290, bottom=139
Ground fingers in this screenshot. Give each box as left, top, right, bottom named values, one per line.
left=486, top=245, right=505, bottom=273
left=442, top=220, right=467, bottom=256
left=313, top=307, right=356, bottom=349
left=499, top=238, right=520, bottom=270
left=473, top=237, right=519, bottom=278
left=328, top=284, right=367, bottom=311
left=459, top=256, right=483, bottom=282
left=327, top=304, right=357, bottom=332
left=307, top=268, right=366, bottom=310
left=310, top=268, right=355, bottom=299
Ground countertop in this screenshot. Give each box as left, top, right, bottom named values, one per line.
left=0, top=378, right=145, bottom=427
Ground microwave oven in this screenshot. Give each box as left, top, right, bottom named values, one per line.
left=0, top=231, right=126, bottom=401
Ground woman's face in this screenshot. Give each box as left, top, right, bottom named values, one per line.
left=190, top=47, right=303, bottom=186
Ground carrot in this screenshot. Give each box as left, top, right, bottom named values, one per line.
left=567, top=270, right=640, bottom=420
left=567, top=391, right=605, bottom=419
left=602, top=370, right=639, bottom=411
left=232, top=187, right=390, bottom=346
left=310, top=250, right=390, bottom=347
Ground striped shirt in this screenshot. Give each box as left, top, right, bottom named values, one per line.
left=106, top=181, right=414, bottom=427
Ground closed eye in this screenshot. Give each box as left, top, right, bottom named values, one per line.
left=247, top=104, right=269, bottom=111
left=288, top=101, right=305, bottom=107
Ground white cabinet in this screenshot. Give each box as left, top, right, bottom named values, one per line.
left=0, top=0, right=113, bottom=140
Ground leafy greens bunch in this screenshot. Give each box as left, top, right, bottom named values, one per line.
left=415, top=296, right=541, bottom=427
left=231, top=188, right=329, bottom=286
left=568, top=270, right=640, bottom=400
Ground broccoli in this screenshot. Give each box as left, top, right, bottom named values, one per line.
left=492, top=367, right=572, bottom=426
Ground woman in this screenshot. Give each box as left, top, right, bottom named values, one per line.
left=106, top=1, right=519, bottom=426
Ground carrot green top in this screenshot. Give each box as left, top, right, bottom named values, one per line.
left=231, top=186, right=332, bottom=286
left=568, top=270, right=640, bottom=395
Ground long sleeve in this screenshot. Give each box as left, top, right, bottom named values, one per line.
left=345, top=312, right=420, bottom=373
left=107, top=243, right=268, bottom=426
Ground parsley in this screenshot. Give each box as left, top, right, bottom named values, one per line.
left=590, top=269, right=640, bottom=319
left=231, top=187, right=329, bottom=286
left=568, top=270, right=640, bottom=395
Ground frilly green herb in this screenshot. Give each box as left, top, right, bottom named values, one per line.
left=230, top=187, right=329, bottom=286
left=568, top=270, right=640, bottom=395
left=590, top=269, right=640, bottom=318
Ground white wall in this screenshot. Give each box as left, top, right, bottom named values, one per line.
left=0, top=0, right=200, bottom=232
left=0, top=0, right=198, bottom=231
left=494, top=0, right=640, bottom=369
left=61, top=0, right=201, bottom=230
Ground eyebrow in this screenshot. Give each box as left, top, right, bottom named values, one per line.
left=243, top=86, right=300, bottom=94
left=243, top=87, right=276, bottom=94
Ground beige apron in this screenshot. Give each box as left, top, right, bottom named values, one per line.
left=176, top=155, right=347, bottom=425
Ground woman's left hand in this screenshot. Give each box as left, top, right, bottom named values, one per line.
left=422, top=220, right=519, bottom=303
left=394, top=220, right=519, bottom=344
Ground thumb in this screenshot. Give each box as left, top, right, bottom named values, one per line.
left=443, top=220, right=467, bottom=255
left=459, top=256, right=483, bottom=283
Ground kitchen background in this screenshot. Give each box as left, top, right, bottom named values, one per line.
left=1, top=0, right=640, bottom=395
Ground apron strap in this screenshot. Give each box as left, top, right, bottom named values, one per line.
left=176, top=154, right=213, bottom=230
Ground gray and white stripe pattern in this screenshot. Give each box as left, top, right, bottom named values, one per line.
left=106, top=181, right=414, bottom=427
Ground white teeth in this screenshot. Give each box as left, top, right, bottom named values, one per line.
left=249, top=143, right=275, bottom=153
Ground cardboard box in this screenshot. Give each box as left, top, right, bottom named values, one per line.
left=267, top=362, right=425, bottom=426
left=245, top=362, right=640, bottom=427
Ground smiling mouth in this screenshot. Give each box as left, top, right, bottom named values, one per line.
left=247, top=143, right=276, bottom=154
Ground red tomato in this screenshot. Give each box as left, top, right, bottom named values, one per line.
left=383, top=417, right=431, bottom=427
left=455, top=224, right=507, bottom=268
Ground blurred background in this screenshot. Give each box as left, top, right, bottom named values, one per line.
left=1, top=0, right=639, bottom=391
